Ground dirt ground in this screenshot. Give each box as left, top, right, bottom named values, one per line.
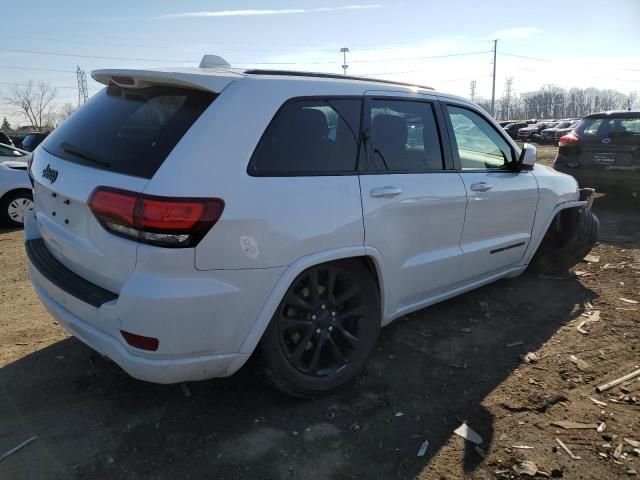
left=1, top=144, right=638, bottom=479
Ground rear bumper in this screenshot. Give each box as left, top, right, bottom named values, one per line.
left=30, top=273, right=248, bottom=383
left=24, top=212, right=284, bottom=383
left=553, top=163, right=640, bottom=192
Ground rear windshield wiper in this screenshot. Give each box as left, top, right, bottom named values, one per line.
left=61, top=142, right=111, bottom=168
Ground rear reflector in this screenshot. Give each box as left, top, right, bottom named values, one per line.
left=88, top=187, right=224, bottom=247
left=121, top=330, right=159, bottom=351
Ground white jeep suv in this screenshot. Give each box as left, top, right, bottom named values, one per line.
left=25, top=61, right=598, bottom=397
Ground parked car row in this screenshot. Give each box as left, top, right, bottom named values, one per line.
left=500, top=118, right=581, bottom=144
left=0, top=130, right=50, bottom=152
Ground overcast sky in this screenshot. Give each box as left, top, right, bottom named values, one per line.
left=1, top=0, right=639, bottom=123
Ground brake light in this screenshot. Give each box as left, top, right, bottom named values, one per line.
left=88, top=187, right=224, bottom=248
left=111, top=76, right=135, bottom=86
left=558, top=132, right=579, bottom=147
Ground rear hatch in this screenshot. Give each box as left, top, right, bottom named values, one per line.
left=564, top=115, right=640, bottom=168
left=30, top=77, right=218, bottom=293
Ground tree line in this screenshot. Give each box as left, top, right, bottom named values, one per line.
left=476, top=85, right=638, bottom=121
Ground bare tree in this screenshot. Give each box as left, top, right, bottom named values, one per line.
left=53, top=102, right=76, bottom=127
left=3, top=81, right=57, bottom=131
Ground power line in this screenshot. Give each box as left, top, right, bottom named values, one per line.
left=0, top=65, right=77, bottom=73
left=0, top=46, right=492, bottom=66
left=499, top=52, right=552, bottom=62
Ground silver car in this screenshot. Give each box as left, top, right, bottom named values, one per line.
left=0, top=143, right=33, bottom=226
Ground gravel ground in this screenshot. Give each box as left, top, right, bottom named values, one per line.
left=1, top=144, right=638, bottom=479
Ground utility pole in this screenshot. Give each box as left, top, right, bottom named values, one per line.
left=340, top=47, right=349, bottom=76
left=469, top=80, right=477, bottom=102
left=503, top=77, right=513, bottom=120
left=490, top=39, right=498, bottom=117
left=76, top=65, right=88, bottom=106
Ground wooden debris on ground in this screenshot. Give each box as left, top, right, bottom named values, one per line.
left=596, top=368, right=640, bottom=393
left=556, top=438, right=581, bottom=460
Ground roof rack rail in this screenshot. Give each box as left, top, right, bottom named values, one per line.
left=243, top=69, right=434, bottom=91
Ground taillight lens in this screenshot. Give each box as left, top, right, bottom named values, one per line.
left=88, top=187, right=224, bottom=248
left=558, top=132, right=579, bottom=147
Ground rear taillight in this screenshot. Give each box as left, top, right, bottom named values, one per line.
left=88, top=187, right=224, bottom=248
left=558, top=132, right=579, bottom=147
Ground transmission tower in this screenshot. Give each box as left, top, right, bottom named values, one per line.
left=76, top=66, right=88, bottom=106
left=469, top=80, right=477, bottom=102
left=503, top=77, right=513, bottom=120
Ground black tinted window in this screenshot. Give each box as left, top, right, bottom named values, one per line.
left=367, top=100, right=443, bottom=172
left=41, top=85, right=215, bottom=179
left=249, top=98, right=361, bottom=175
left=577, top=116, right=640, bottom=137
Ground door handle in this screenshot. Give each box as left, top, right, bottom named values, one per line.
left=470, top=182, right=492, bottom=192
left=370, top=186, right=403, bottom=198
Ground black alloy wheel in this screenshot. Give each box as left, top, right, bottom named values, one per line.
left=256, top=260, right=380, bottom=398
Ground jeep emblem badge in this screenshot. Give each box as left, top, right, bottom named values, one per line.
left=42, top=164, right=59, bottom=184
left=601, top=138, right=611, bottom=144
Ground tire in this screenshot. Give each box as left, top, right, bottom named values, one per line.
left=0, top=189, right=34, bottom=227
left=528, top=208, right=599, bottom=276
left=254, top=260, right=381, bottom=398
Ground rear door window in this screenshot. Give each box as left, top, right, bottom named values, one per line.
left=249, top=98, right=361, bottom=175
left=41, top=85, right=216, bottom=179
left=366, top=99, right=444, bottom=172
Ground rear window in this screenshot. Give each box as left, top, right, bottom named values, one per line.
left=577, top=116, right=640, bottom=137
left=41, top=84, right=216, bottom=179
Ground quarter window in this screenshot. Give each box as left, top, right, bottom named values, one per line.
left=367, top=100, right=443, bottom=172
left=249, top=98, right=361, bottom=175
left=447, top=106, right=513, bottom=170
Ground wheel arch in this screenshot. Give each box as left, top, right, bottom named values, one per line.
left=0, top=186, right=32, bottom=203
left=237, top=246, right=386, bottom=355
left=520, top=200, right=590, bottom=266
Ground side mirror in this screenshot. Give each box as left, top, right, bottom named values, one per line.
left=519, top=143, right=537, bottom=169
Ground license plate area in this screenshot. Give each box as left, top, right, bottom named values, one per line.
left=594, top=153, right=616, bottom=164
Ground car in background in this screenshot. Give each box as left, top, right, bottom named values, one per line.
left=539, top=119, right=579, bottom=143
left=0, top=132, right=14, bottom=147
left=503, top=121, right=529, bottom=139
left=20, top=131, right=50, bottom=152
left=554, top=110, right=640, bottom=195
left=0, top=144, right=32, bottom=226
left=518, top=121, right=557, bottom=141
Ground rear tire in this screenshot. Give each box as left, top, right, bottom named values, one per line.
left=254, top=260, right=380, bottom=398
left=0, top=190, right=33, bottom=227
left=528, top=208, right=599, bottom=276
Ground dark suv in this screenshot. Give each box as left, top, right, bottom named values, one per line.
left=553, top=111, right=640, bottom=194
left=20, top=131, right=50, bottom=152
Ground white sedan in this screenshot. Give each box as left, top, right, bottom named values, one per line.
left=0, top=143, right=33, bottom=227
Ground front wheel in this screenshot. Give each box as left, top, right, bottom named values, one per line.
left=255, top=260, right=380, bottom=398
left=0, top=190, right=34, bottom=227
left=528, top=208, right=599, bottom=275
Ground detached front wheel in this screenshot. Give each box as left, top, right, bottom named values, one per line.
left=255, top=260, right=380, bottom=398
left=529, top=207, right=599, bottom=275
